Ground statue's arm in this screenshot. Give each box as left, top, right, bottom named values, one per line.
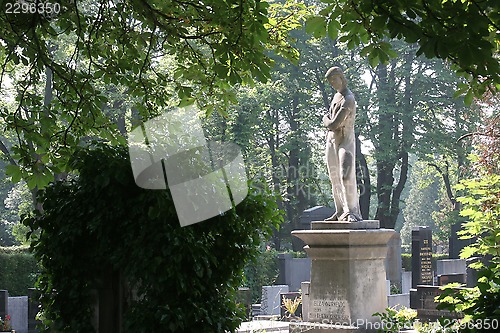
left=323, top=97, right=354, bottom=131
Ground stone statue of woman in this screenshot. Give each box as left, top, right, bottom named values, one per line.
left=322, top=67, right=362, bottom=222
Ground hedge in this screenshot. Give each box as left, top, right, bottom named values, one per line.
left=243, top=248, right=279, bottom=303
left=0, top=246, right=39, bottom=296
left=23, top=144, right=283, bottom=333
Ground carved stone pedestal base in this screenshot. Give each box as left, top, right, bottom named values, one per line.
left=291, top=223, right=395, bottom=332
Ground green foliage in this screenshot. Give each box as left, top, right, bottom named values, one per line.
left=401, top=161, right=441, bottom=246
left=306, top=0, right=500, bottom=99
left=373, top=306, right=417, bottom=333
left=437, top=172, right=500, bottom=331
left=0, top=0, right=310, bottom=191
left=242, top=247, right=280, bottom=303
left=455, top=174, right=500, bottom=263
left=0, top=246, right=39, bottom=296
left=23, top=144, right=283, bottom=333
left=0, top=181, right=33, bottom=246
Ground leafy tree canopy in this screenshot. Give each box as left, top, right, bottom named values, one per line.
left=306, top=0, right=500, bottom=101
left=0, top=0, right=310, bottom=189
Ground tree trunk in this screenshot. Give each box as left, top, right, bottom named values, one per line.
left=267, top=109, right=283, bottom=250
left=374, top=64, right=397, bottom=228
left=355, top=133, right=371, bottom=219
left=287, top=91, right=309, bottom=251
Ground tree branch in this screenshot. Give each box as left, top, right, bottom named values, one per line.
left=0, top=139, right=17, bottom=166
left=428, top=162, right=458, bottom=209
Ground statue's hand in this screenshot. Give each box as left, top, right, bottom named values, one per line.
left=322, top=114, right=332, bottom=129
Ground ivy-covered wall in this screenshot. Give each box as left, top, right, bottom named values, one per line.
left=24, top=144, right=283, bottom=333
left=0, top=246, right=38, bottom=296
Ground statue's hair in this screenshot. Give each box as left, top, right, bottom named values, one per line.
left=325, top=66, right=348, bottom=86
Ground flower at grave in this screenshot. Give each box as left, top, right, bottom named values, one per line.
left=0, top=314, right=12, bottom=331
left=375, top=306, right=417, bottom=332
left=282, top=295, right=302, bottom=318
left=395, top=306, right=417, bottom=322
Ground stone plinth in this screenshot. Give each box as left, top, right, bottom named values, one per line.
left=0, top=290, right=8, bottom=325
left=311, top=220, right=379, bottom=230
left=292, top=223, right=395, bottom=331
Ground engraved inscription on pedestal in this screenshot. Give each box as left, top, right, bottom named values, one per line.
left=309, top=286, right=350, bottom=322
left=309, top=298, right=350, bottom=322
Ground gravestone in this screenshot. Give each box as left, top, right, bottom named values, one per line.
left=251, top=304, right=261, bottom=318
left=299, top=206, right=335, bottom=229
left=438, top=274, right=466, bottom=286
left=9, top=296, right=28, bottom=333
left=402, top=272, right=412, bottom=294
left=260, top=285, right=289, bottom=316
left=297, top=206, right=336, bottom=251
left=0, top=290, right=8, bottom=325
left=411, top=285, right=462, bottom=323
left=385, top=233, right=403, bottom=290
left=237, top=287, right=252, bottom=320
left=28, top=288, right=41, bottom=333
left=449, top=222, right=475, bottom=259
left=466, top=257, right=480, bottom=288
left=388, top=294, right=410, bottom=309
left=436, top=259, right=466, bottom=276
left=412, top=226, right=433, bottom=288
left=466, top=255, right=492, bottom=288
left=277, top=253, right=311, bottom=291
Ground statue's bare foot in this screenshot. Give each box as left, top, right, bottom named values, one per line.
left=347, top=213, right=363, bottom=222
left=338, top=212, right=363, bottom=222
left=338, top=212, right=350, bottom=221
left=324, top=212, right=338, bottom=221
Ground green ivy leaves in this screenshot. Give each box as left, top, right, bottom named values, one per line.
left=24, top=145, right=283, bottom=332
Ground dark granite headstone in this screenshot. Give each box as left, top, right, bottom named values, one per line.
left=28, top=288, right=41, bottom=333
left=237, top=287, right=252, bottom=320
left=411, top=285, right=462, bottom=322
left=466, top=257, right=480, bottom=288
left=412, top=226, right=433, bottom=288
left=0, top=290, right=8, bottom=325
left=466, top=255, right=493, bottom=288
left=449, top=222, right=475, bottom=259
left=386, top=233, right=403, bottom=290
left=438, top=274, right=466, bottom=286
left=299, top=206, right=335, bottom=229
left=296, top=206, right=335, bottom=250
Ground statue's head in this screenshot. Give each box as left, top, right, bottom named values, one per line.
left=325, top=66, right=348, bottom=90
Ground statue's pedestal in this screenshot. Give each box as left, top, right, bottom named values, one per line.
left=291, top=221, right=395, bottom=332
